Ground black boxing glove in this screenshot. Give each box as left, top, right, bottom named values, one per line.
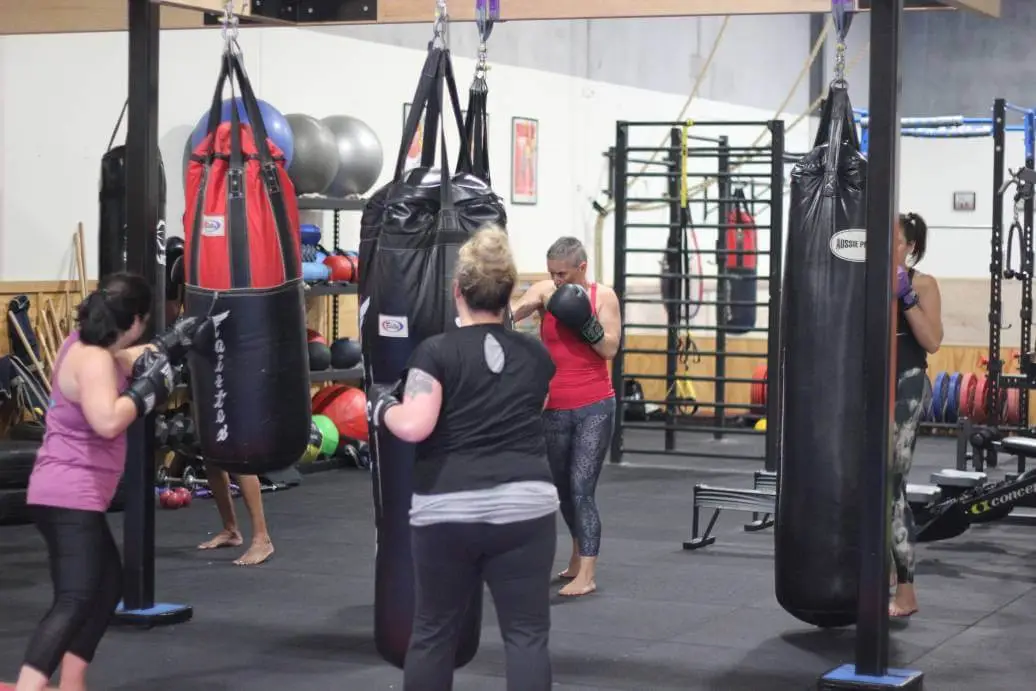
left=153, top=316, right=210, bottom=364
left=123, top=349, right=175, bottom=417
left=546, top=284, right=604, bottom=345
left=367, top=378, right=405, bottom=429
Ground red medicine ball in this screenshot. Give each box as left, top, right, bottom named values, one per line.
left=322, top=386, right=369, bottom=442
left=323, top=254, right=356, bottom=283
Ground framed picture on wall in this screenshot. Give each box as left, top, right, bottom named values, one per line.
left=511, top=117, right=539, bottom=205
left=953, top=191, right=977, bottom=212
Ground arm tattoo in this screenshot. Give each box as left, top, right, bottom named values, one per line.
left=405, top=368, right=436, bottom=399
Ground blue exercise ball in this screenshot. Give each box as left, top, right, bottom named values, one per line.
left=189, top=98, right=295, bottom=166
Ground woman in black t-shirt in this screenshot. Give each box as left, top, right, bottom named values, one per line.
left=368, top=226, right=559, bottom=691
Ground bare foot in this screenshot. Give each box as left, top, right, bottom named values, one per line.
left=559, top=579, right=597, bottom=597
left=557, top=570, right=577, bottom=580
left=889, top=584, right=918, bottom=618
left=233, top=538, right=274, bottom=566
left=197, top=529, right=243, bottom=550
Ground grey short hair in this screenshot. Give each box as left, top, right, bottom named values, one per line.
left=546, top=236, right=587, bottom=265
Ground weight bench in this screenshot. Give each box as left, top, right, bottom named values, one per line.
left=683, top=477, right=777, bottom=551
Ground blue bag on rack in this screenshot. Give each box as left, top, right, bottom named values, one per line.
left=301, top=224, right=321, bottom=246
left=303, top=262, right=331, bottom=281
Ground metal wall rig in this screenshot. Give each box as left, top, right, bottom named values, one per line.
left=988, top=98, right=1036, bottom=430
left=608, top=119, right=785, bottom=471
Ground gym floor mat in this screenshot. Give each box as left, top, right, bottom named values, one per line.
left=2, top=437, right=1036, bottom=690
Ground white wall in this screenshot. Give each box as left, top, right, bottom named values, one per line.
left=899, top=132, right=1020, bottom=279
left=0, top=25, right=810, bottom=291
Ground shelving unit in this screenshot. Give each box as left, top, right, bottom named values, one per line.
left=298, top=195, right=365, bottom=387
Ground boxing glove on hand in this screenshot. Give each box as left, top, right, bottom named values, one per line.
left=123, top=350, right=175, bottom=417
left=896, top=266, right=919, bottom=310
left=367, top=379, right=405, bottom=428
left=546, top=284, right=605, bottom=345
left=154, top=316, right=209, bottom=363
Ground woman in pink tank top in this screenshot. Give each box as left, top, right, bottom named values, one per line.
left=512, top=236, right=622, bottom=599
left=15, top=273, right=190, bottom=691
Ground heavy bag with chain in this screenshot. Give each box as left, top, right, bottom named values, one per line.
left=721, top=188, right=758, bottom=334
left=182, top=49, right=309, bottom=476
left=360, top=46, right=505, bottom=669
left=776, top=83, right=867, bottom=628
left=99, top=100, right=168, bottom=281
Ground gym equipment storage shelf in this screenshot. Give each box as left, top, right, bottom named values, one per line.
left=298, top=195, right=365, bottom=339
left=305, top=283, right=357, bottom=297
left=310, top=366, right=362, bottom=384
left=297, top=196, right=367, bottom=212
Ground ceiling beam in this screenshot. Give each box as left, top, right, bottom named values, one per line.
left=0, top=0, right=1001, bottom=37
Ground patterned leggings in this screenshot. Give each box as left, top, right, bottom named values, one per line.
left=891, top=367, right=930, bottom=585
left=542, top=397, right=616, bottom=558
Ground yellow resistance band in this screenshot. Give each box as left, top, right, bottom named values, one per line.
left=675, top=121, right=698, bottom=412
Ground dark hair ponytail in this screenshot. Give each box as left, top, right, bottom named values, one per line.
left=899, top=212, right=928, bottom=265
left=76, top=272, right=152, bottom=348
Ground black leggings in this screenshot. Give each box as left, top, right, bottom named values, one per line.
left=22, top=505, right=123, bottom=677
left=543, top=397, right=615, bottom=557
left=405, top=514, right=556, bottom=691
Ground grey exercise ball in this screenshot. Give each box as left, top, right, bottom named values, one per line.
left=285, top=114, right=340, bottom=195
left=321, top=115, right=384, bottom=197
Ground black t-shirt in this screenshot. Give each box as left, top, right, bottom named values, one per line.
left=406, top=324, right=557, bottom=495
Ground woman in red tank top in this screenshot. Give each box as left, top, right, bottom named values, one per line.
left=513, top=237, right=621, bottom=597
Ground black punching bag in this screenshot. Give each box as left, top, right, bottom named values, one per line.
left=775, top=83, right=868, bottom=628
left=360, top=46, right=505, bottom=669
left=99, top=100, right=167, bottom=279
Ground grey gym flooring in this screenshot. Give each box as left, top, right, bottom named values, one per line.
left=1, top=433, right=1035, bottom=690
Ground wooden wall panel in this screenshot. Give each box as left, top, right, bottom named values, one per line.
left=622, top=334, right=1028, bottom=420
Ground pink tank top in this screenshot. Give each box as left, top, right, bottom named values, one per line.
left=27, top=332, right=130, bottom=512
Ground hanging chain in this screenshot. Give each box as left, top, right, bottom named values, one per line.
left=474, top=0, right=498, bottom=78
left=221, top=0, right=242, bottom=53
left=833, top=41, right=847, bottom=85
left=432, top=0, right=450, bottom=49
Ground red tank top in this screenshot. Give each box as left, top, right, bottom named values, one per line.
left=541, top=282, right=615, bottom=410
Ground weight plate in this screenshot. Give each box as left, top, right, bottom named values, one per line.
left=932, top=372, right=948, bottom=423
left=928, top=375, right=936, bottom=424
left=973, top=376, right=989, bottom=423
left=958, top=372, right=977, bottom=420
left=946, top=372, right=962, bottom=424
left=1007, top=388, right=1022, bottom=425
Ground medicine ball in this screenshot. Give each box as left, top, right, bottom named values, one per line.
left=330, top=338, right=362, bottom=369
left=312, top=384, right=350, bottom=414
left=323, top=387, right=369, bottom=442
left=312, top=414, right=340, bottom=457
left=323, top=253, right=356, bottom=282
left=307, top=329, right=327, bottom=345
left=309, top=341, right=332, bottom=371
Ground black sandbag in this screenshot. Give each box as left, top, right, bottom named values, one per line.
left=184, top=281, right=310, bottom=475
left=360, top=46, right=504, bottom=670
left=99, top=101, right=167, bottom=279
left=775, top=83, right=868, bottom=629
